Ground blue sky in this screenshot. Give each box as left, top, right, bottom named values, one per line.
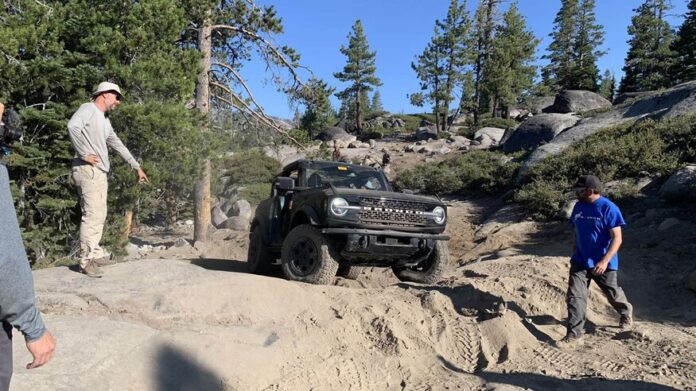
left=244, top=0, right=689, bottom=119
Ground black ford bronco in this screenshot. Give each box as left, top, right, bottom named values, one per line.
left=247, top=159, right=450, bottom=285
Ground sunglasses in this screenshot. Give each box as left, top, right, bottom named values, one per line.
left=114, top=94, right=122, bottom=101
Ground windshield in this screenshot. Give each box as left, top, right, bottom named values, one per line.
left=305, top=164, right=388, bottom=190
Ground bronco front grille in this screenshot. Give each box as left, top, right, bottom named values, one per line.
left=357, top=197, right=433, bottom=226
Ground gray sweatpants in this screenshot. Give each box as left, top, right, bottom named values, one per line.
left=0, top=322, right=11, bottom=391
left=566, top=263, right=633, bottom=337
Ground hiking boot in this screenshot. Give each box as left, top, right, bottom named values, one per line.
left=79, top=261, right=103, bottom=278
left=619, top=315, right=633, bottom=329
left=554, top=334, right=584, bottom=349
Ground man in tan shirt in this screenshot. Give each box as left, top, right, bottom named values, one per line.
left=67, top=82, right=148, bottom=277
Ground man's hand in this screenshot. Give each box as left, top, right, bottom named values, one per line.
left=137, top=168, right=149, bottom=184
left=26, top=330, right=56, bottom=369
left=592, top=260, right=609, bottom=276
left=0, top=102, right=5, bottom=119
left=84, top=154, right=100, bottom=166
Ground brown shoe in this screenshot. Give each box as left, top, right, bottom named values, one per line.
left=619, top=315, right=633, bottom=329
left=79, top=261, right=104, bottom=278
left=554, top=335, right=584, bottom=349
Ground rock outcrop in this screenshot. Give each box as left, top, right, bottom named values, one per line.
left=522, top=81, right=696, bottom=176
left=502, top=113, right=580, bottom=153
left=552, top=90, right=612, bottom=113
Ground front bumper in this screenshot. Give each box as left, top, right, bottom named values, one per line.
left=321, top=228, right=449, bottom=266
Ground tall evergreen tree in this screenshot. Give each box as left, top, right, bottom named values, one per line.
left=542, top=0, right=578, bottom=92
left=543, top=0, right=604, bottom=92
left=299, top=77, right=336, bottom=139
left=484, top=4, right=539, bottom=118
left=569, top=0, right=604, bottom=91
left=472, top=0, right=502, bottom=122
left=412, top=0, right=472, bottom=131
left=334, top=20, right=382, bottom=134
left=598, top=70, right=616, bottom=101
left=410, top=33, right=446, bottom=131
left=670, top=0, right=696, bottom=84
left=620, top=0, right=676, bottom=93
left=370, top=90, right=384, bottom=114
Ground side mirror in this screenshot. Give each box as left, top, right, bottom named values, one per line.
left=275, top=177, right=295, bottom=191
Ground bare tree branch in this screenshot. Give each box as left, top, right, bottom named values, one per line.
left=210, top=82, right=305, bottom=149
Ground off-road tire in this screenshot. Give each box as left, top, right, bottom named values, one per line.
left=392, top=240, right=449, bottom=284
left=247, top=225, right=274, bottom=274
left=281, top=224, right=339, bottom=285
left=337, top=264, right=361, bottom=280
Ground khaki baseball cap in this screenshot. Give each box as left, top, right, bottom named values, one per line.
left=92, top=81, right=123, bottom=98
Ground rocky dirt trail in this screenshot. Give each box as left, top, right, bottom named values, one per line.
left=11, top=192, right=696, bottom=390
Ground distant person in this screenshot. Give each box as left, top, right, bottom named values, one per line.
left=557, top=175, right=633, bottom=349
left=67, top=82, right=149, bottom=277
left=333, top=143, right=341, bottom=161
left=0, top=101, right=56, bottom=391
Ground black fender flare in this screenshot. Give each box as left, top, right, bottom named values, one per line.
left=290, top=206, right=321, bottom=229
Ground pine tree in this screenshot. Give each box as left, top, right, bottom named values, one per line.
left=569, top=0, right=605, bottom=91
left=334, top=20, right=382, bottom=134
left=542, top=0, right=578, bottom=92
left=472, top=0, right=502, bottom=122
left=598, top=70, right=616, bottom=101
left=670, top=0, right=696, bottom=84
left=412, top=0, right=472, bottom=131
left=620, top=0, right=676, bottom=93
left=484, top=4, right=539, bottom=118
left=370, top=90, right=384, bottom=114
left=299, top=77, right=336, bottom=139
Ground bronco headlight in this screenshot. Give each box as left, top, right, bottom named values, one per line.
left=432, top=206, right=446, bottom=224
left=330, top=197, right=350, bottom=217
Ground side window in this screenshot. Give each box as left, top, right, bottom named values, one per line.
left=288, top=169, right=299, bottom=187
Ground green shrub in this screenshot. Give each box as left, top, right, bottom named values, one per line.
left=515, top=114, right=696, bottom=219
left=514, top=179, right=565, bottom=220
left=220, top=150, right=282, bottom=186
left=478, top=117, right=517, bottom=130
left=393, top=150, right=521, bottom=195
left=239, top=183, right=272, bottom=205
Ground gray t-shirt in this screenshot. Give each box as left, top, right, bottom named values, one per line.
left=0, top=163, right=46, bottom=341
left=67, top=102, right=140, bottom=172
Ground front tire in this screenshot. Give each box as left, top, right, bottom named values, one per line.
left=281, top=224, right=339, bottom=285
left=337, top=264, right=361, bottom=280
left=392, top=240, right=449, bottom=284
left=247, top=225, right=274, bottom=274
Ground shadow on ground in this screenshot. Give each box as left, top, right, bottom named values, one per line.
left=155, top=344, right=228, bottom=391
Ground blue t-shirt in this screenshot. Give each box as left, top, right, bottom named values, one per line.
left=570, top=196, right=625, bottom=270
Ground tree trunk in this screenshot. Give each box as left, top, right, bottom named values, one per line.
left=194, top=160, right=212, bottom=241
left=194, top=22, right=212, bottom=242
left=355, top=89, right=362, bottom=134
left=122, top=210, right=133, bottom=243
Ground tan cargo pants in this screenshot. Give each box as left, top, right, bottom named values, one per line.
left=72, top=165, right=108, bottom=268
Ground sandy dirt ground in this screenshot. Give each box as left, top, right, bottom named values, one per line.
left=9, top=146, right=696, bottom=391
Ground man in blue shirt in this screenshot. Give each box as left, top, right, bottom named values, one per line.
left=557, top=175, right=633, bottom=349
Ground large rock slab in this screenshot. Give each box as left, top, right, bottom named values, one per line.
left=416, top=126, right=438, bottom=141
left=659, top=164, right=696, bottom=200
left=474, top=127, right=506, bottom=148
left=527, top=96, right=556, bottom=114
left=502, top=113, right=580, bottom=153
left=522, top=81, right=696, bottom=176
left=263, top=145, right=306, bottom=166
left=316, top=126, right=355, bottom=142
left=552, top=90, right=612, bottom=113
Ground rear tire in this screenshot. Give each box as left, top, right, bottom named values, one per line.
left=247, top=225, right=274, bottom=274
left=392, top=241, right=449, bottom=284
left=337, top=264, right=361, bottom=280
left=281, top=224, right=339, bottom=285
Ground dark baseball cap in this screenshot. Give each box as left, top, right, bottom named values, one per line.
left=571, top=175, right=602, bottom=192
